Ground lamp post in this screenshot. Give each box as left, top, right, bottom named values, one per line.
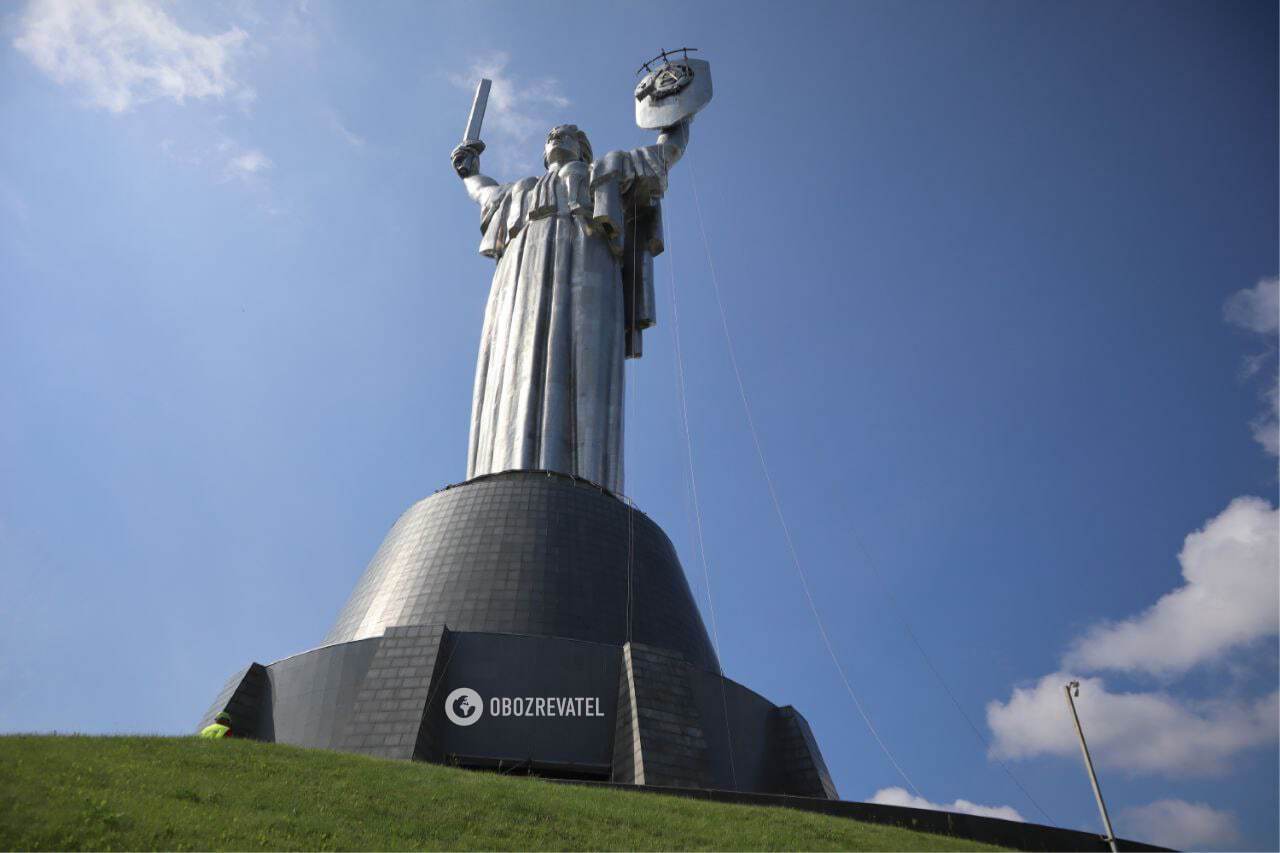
left=1065, top=680, right=1118, bottom=853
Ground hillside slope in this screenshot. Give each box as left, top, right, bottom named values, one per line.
left=0, top=736, right=1000, bottom=851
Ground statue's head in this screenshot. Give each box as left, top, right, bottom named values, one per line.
left=544, top=125, right=592, bottom=170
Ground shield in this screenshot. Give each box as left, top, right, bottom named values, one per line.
left=635, top=57, right=713, bottom=129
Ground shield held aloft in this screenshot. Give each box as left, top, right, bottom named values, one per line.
left=634, top=58, right=713, bottom=129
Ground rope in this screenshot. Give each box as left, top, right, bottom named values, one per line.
left=686, top=156, right=920, bottom=799
left=625, top=495, right=635, bottom=643
left=686, top=157, right=1056, bottom=822
left=665, top=212, right=738, bottom=790
left=851, top=533, right=1057, bottom=822
left=625, top=206, right=639, bottom=645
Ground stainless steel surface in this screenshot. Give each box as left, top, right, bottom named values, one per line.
left=462, top=78, right=491, bottom=143
left=452, top=64, right=701, bottom=493
left=635, top=57, right=712, bottom=130
left=1065, top=681, right=1119, bottom=853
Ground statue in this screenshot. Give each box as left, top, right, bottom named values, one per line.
left=450, top=52, right=712, bottom=495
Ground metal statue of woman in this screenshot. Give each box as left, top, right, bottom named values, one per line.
left=450, top=54, right=711, bottom=495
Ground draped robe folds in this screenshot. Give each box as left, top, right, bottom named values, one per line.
left=465, top=145, right=668, bottom=495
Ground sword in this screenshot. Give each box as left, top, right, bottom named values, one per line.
left=462, top=78, right=491, bottom=148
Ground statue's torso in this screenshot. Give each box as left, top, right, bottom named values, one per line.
left=480, top=160, right=602, bottom=260
left=468, top=147, right=670, bottom=493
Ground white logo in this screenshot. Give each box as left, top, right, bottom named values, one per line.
left=444, top=687, right=484, bottom=726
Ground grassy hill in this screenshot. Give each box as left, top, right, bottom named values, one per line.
left=0, top=736, right=1002, bottom=851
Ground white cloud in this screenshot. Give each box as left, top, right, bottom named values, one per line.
left=869, top=787, right=1025, bottom=823
left=159, top=133, right=274, bottom=192
left=1121, top=800, right=1240, bottom=850
left=14, top=0, right=249, bottom=113
left=987, top=673, right=1278, bottom=775
left=1253, top=380, right=1280, bottom=456
left=16, top=1, right=278, bottom=190
left=983, top=276, right=1279, bottom=827
left=223, top=148, right=271, bottom=181
left=1064, top=497, right=1279, bottom=676
left=447, top=52, right=570, bottom=175
left=1241, top=350, right=1270, bottom=380
left=1225, top=277, right=1279, bottom=456
left=325, top=109, right=365, bottom=148
left=1225, top=277, right=1279, bottom=335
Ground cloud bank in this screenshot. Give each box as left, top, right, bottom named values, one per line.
left=988, top=673, right=1278, bottom=775
left=1064, top=496, right=1279, bottom=676
left=14, top=0, right=249, bottom=113
left=987, top=494, right=1279, bottom=776
left=1120, top=800, right=1241, bottom=851
left=869, top=787, right=1025, bottom=823
left=983, top=276, right=1278, bottom=844
left=14, top=0, right=282, bottom=197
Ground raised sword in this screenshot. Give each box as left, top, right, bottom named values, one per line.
left=462, top=78, right=491, bottom=147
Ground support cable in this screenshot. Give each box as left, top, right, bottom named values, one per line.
left=625, top=207, right=639, bottom=644
left=665, top=216, right=738, bottom=789
left=686, top=157, right=1055, bottom=821
left=686, top=157, right=923, bottom=798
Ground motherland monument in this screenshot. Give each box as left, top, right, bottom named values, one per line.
left=201, top=52, right=837, bottom=797
left=452, top=57, right=700, bottom=494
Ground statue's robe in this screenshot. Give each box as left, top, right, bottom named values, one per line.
left=466, top=145, right=668, bottom=494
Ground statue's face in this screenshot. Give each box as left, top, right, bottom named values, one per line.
left=544, top=127, right=581, bottom=168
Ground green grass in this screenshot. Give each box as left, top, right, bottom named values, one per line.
left=0, top=736, right=1002, bottom=851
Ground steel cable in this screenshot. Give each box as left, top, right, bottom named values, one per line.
left=665, top=213, right=738, bottom=790
left=685, top=156, right=1057, bottom=821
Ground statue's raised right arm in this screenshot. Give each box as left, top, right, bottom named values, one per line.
left=451, top=142, right=502, bottom=207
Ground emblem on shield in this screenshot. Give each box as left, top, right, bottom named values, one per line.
left=634, top=51, right=714, bottom=129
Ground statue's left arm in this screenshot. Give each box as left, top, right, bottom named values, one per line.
left=585, top=120, right=689, bottom=359
left=656, top=118, right=691, bottom=169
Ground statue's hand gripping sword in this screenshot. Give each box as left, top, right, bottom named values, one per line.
left=452, top=78, right=490, bottom=179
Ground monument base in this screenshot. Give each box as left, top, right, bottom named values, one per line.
left=200, top=471, right=836, bottom=798
left=201, top=628, right=835, bottom=796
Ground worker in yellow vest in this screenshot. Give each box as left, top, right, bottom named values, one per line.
left=200, top=711, right=234, bottom=739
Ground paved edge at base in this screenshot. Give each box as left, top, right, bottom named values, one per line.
left=546, top=779, right=1174, bottom=852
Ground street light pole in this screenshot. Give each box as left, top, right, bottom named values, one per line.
left=1065, top=680, right=1119, bottom=853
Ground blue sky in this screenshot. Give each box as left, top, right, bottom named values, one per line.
left=2, top=0, right=1276, bottom=848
